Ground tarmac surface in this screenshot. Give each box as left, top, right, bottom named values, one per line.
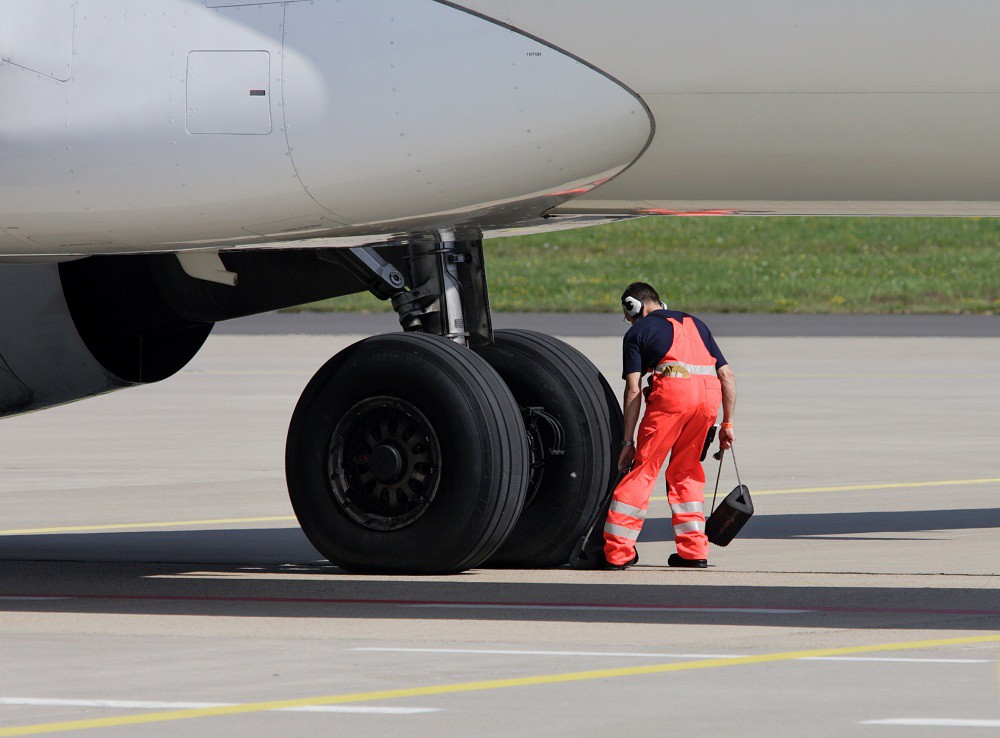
left=0, top=314, right=998, bottom=736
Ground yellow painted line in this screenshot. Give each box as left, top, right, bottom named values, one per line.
left=650, top=477, right=1000, bottom=502
left=0, top=634, right=997, bottom=736
left=0, top=517, right=296, bottom=536
left=4, top=479, right=996, bottom=535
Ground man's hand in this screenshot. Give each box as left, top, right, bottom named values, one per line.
left=618, top=445, right=635, bottom=474
left=719, top=425, right=735, bottom=450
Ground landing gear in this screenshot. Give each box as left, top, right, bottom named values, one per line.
left=284, top=232, right=617, bottom=574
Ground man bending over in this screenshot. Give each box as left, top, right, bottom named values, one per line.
left=603, top=282, right=736, bottom=570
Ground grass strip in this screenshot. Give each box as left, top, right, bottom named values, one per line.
left=294, top=217, right=999, bottom=314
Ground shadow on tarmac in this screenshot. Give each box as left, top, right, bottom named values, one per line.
left=641, top=508, right=1000, bottom=542
left=7, top=508, right=997, bottom=565
left=0, top=527, right=996, bottom=631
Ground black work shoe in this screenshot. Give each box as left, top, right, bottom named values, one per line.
left=603, top=552, right=639, bottom=571
left=668, top=553, right=707, bottom=568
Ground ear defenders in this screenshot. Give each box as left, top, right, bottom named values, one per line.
left=622, top=296, right=642, bottom=317
left=623, top=296, right=668, bottom=317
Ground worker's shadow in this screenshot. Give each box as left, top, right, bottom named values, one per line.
left=641, top=507, right=1000, bottom=542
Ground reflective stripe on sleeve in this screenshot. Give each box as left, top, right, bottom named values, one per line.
left=609, top=500, right=647, bottom=520
left=670, top=501, right=703, bottom=515
left=604, top=522, right=640, bottom=541
left=673, top=520, right=705, bottom=535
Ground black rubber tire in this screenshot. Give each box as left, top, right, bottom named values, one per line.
left=475, top=330, right=623, bottom=567
left=285, top=333, right=529, bottom=574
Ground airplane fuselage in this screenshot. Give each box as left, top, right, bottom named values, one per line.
left=3, top=0, right=1000, bottom=260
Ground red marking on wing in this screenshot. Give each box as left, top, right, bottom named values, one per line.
left=546, top=187, right=593, bottom=197
left=545, top=177, right=613, bottom=198
left=637, top=208, right=737, bottom=217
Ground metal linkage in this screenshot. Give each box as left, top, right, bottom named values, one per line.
left=391, top=230, right=466, bottom=342
left=520, top=405, right=566, bottom=508
left=391, top=231, right=494, bottom=347
left=333, top=231, right=494, bottom=347
left=334, top=245, right=406, bottom=300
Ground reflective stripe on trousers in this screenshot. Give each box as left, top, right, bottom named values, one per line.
left=670, top=501, right=703, bottom=515
left=610, top=500, right=647, bottom=519
left=674, top=520, right=705, bottom=535
left=604, top=501, right=646, bottom=552
left=604, top=522, right=640, bottom=541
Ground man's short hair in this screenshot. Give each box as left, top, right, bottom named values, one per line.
left=622, top=282, right=661, bottom=306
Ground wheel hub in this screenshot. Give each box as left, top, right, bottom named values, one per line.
left=369, top=444, right=405, bottom=484
left=327, top=397, right=442, bottom=531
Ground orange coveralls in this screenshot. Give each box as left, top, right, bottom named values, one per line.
left=604, top=316, right=722, bottom=565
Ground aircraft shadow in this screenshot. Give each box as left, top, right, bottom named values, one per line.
left=0, top=527, right=996, bottom=631
left=641, top=507, right=1000, bottom=542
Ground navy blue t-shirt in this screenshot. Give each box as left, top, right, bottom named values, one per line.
left=622, top=310, right=727, bottom=378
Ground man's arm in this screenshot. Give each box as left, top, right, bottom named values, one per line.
left=717, top=364, right=736, bottom=449
left=618, top=372, right=643, bottom=472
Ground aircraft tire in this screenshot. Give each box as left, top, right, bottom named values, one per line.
left=285, top=332, right=529, bottom=574
left=475, top=330, right=623, bottom=567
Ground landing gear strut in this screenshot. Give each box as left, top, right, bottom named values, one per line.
left=285, top=232, right=620, bottom=574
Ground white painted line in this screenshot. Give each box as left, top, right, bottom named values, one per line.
left=807, top=657, right=990, bottom=664
left=354, top=647, right=740, bottom=658
left=0, top=698, right=438, bottom=715
left=402, top=604, right=808, bottom=614
left=862, top=718, right=1000, bottom=728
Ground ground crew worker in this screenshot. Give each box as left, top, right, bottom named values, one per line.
left=603, top=282, right=736, bottom=570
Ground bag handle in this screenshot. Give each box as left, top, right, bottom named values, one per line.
left=709, top=446, right=742, bottom=515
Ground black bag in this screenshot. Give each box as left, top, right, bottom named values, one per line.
left=700, top=424, right=718, bottom=462
left=705, top=447, right=753, bottom=547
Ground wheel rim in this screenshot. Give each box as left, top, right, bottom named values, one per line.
left=327, top=396, right=442, bottom=531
